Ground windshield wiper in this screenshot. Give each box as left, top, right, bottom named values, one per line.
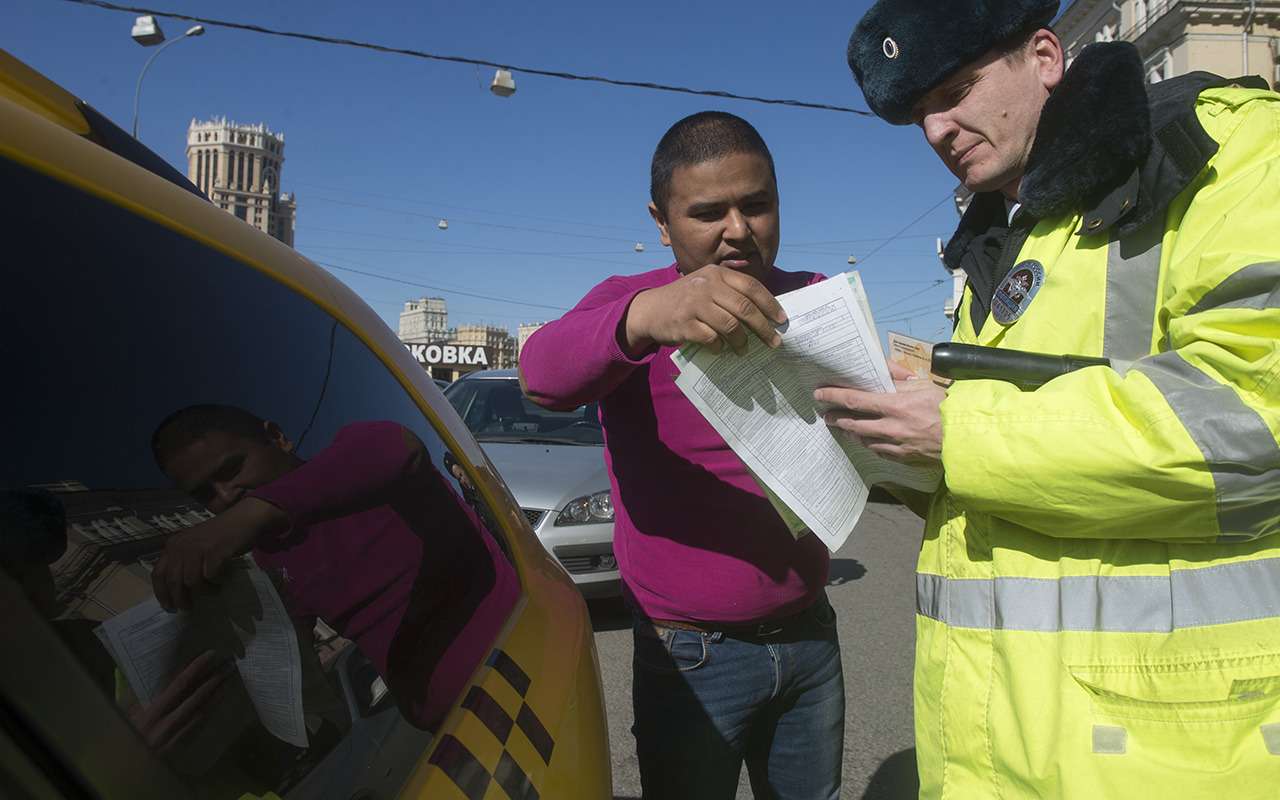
left=475, top=434, right=598, bottom=446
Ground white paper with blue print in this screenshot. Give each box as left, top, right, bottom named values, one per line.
left=672, top=272, right=941, bottom=552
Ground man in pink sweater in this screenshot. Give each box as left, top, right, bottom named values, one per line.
left=521, top=112, right=844, bottom=799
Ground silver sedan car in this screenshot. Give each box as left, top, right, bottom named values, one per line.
left=445, top=370, right=620, bottom=598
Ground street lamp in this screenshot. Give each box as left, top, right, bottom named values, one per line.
left=490, top=68, right=516, bottom=98
left=131, top=18, right=206, bottom=138
left=129, top=15, right=164, bottom=46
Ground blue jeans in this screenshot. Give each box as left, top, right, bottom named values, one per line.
left=631, top=596, right=845, bottom=799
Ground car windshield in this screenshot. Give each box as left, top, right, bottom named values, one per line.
left=446, top=377, right=603, bottom=445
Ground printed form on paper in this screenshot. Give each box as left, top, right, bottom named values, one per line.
left=673, top=273, right=941, bottom=551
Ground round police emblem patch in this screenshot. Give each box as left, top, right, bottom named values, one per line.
left=882, top=37, right=900, bottom=59
left=991, top=260, right=1044, bottom=325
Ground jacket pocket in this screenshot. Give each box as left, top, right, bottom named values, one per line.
left=1066, top=653, right=1280, bottom=784
left=1069, top=656, right=1280, bottom=725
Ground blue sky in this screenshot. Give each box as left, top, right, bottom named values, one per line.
left=10, top=0, right=964, bottom=342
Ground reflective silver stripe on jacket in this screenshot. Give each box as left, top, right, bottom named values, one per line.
left=917, top=557, right=1280, bottom=632
left=1102, top=220, right=1163, bottom=363
left=1135, top=350, right=1280, bottom=541
left=1183, top=260, right=1280, bottom=317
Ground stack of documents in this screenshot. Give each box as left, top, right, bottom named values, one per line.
left=95, top=560, right=308, bottom=772
left=672, top=273, right=941, bottom=552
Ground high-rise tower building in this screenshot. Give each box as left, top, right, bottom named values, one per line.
left=186, top=118, right=297, bottom=246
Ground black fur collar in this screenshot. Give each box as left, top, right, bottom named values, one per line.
left=1019, top=42, right=1150, bottom=220
left=942, top=43, right=1259, bottom=276
left=941, top=45, right=1269, bottom=332
left=942, top=43, right=1154, bottom=280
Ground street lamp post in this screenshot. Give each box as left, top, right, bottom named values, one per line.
left=131, top=20, right=206, bottom=139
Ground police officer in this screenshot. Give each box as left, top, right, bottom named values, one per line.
left=824, top=1, right=1280, bottom=797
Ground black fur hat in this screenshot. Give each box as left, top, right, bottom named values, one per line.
left=848, top=0, right=1060, bottom=124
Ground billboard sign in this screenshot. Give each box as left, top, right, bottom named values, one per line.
left=404, top=342, right=492, bottom=368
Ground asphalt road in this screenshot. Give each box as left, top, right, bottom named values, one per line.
left=589, top=498, right=925, bottom=800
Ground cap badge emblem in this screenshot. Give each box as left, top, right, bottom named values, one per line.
left=992, top=260, right=1045, bottom=326
left=883, top=37, right=900, bottom=59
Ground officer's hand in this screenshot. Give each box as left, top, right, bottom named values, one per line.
left=127, top=649, right=233, bottom=754
left=815, top=363, right=946, bottom=464
left=623, top=265, right=787, bottom=356
left=152, top=498, right=284, bottom=612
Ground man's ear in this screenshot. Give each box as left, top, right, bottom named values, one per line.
left=1031, top=28, right=1065, bottom=93
left=264, top=421, right=296, bottom=454
left=648, top=202, right=672, bottom=248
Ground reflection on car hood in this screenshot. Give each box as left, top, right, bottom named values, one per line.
left=479, top=442, right=609, bottom=513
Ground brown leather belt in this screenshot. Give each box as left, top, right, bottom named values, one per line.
left=645, top=598, right=826, bottom=640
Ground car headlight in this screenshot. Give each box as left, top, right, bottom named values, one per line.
left=555, top=490, right=614, bottom=526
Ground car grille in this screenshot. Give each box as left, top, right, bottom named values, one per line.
left=553, top=543, right=617, bottom=575
left=521, top=508, right=547, bottom=527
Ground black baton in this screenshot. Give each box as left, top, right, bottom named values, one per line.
left=931, top=343, right=1111, bottom=390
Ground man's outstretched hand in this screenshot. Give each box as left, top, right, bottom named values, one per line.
left=623, top=265, right=787, bottom=357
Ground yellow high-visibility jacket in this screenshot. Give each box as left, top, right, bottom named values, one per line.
left=922, top=45, right=1280, bottom=798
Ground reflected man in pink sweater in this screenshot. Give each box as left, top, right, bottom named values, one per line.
left=520, top=112, right=844, bottom=800
left=149, top=405, right=519, bottom=733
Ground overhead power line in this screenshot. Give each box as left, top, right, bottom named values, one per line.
left=297, top=183, right=944, bottom=249
left=872, top=280, right=948, bottom=317
left=305, top=243, right=641, bottom=258
left=65, top=0, right=874, bottom=115
left=313, top=260, right=571, bottom=312
left=299, top=225, right=650, bottom=270
left=876, top=302, right=949, bottom=325
left=294, top=184, right=956, bottom=254
left=302, top=243, right=644, bottom=270
left=306, top=194, right=655, bottom=245
left=293, top=181, right=652, bottom=236
left=298, top=225, right=648, bottom=268
left=786, top=234, right=940, bottom=248
left=856, top=195, right=953, bottom=265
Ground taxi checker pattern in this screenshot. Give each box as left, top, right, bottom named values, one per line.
left=428, top=649, right=554, bottom=800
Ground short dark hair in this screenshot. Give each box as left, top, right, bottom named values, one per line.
left=151, top=404, right=269, bottom=472
left=649, top=111, right=776, bottom=214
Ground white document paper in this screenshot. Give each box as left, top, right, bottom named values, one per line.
left=99, top=559, right=308, bottom=747
left=673, top=272, right=941, bottom=551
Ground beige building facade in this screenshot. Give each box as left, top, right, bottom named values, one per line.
left=399, top=297, right=450, bottom=344
left=455, top=324, right=517, bottom=370
left=186, top=118, right=297, bottom=246
left=1057, top=1, right=1279, bottom=87
left=397, top=298, right=517, bottom=376
left=517, top=322, right=546, bottom=357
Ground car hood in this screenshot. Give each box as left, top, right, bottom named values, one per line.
left=478, top=441, right=609, bottom=512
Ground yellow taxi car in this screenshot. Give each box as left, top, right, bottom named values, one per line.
left=0, top=50, right=610, bottom=799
